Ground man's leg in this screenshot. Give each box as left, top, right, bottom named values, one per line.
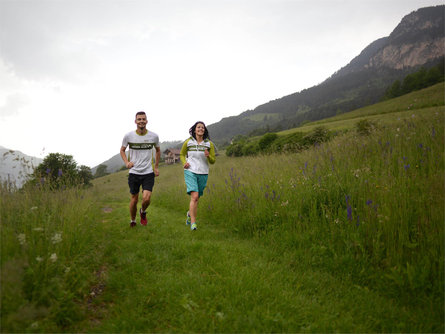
left=130, top=193, right=139, bottom=221
left=141, top=190, right=152, bottom=212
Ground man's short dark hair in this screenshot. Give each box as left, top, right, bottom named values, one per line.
left=135, top=111, right=146, bottom=118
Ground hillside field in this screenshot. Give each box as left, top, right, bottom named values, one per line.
left=1, top=84, right=444, bottom=332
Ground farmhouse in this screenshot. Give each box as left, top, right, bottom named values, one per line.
left=163, top=148, right=181, bottom=164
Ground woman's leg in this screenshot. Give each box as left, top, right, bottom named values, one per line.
left=189, top=191, right=199, bottom=223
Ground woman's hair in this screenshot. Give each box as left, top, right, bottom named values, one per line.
left=189, top=121, right=210, bottom=140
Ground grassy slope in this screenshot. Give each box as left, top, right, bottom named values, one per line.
left=85, top=172, right=435, bottom=333
left=280, top=82, right=444, bottom=134
left=1, top=84, right=443, bottom=332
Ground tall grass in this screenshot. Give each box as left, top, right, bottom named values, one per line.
left=155, top=107, right=444, bottom=309
left=0, top=183, right=107, bottom=332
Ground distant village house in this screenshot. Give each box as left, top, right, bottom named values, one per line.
left=163, top=148, right=181, bottom=164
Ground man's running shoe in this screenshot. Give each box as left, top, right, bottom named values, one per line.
left=186, top=211, right=191, bottom=225
left=140, top=208, right=147, bottom=226
left=191, top=222, right=197, bottom=231
left=130, top=221, right=137, bottom=228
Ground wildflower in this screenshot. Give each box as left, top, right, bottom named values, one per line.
left=58, top=169, right=63, bottom=176
left=46, top=168, right=51, bottom=174
left=49, top=253, right=58, bottom=262
left=33, top=227, right=44, bottom=232
left=366, top=200, right=373, bottom=206
left=51, top=232, right=62, bottom=244
left=281, top=200, right=289, bottom=207
left=347, top=206, right=352, bottom=221
left=17, top=233, right=26, bottom=245
left=216, top=312, right=225, bottom=320
left=404, top=164, right=410, bottom=171
left=36, top=256, right=43, bottom=262
left=30, top=206, right=38, bottom=211
left=65, top=267, right=71, bottom=273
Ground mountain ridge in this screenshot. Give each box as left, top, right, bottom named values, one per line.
left=207, top=5, right=445, bottom=145
left=0, top=146, right=43, bottom=188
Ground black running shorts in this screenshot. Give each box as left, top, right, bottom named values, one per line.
left=128, top=173, right=155, bottom=194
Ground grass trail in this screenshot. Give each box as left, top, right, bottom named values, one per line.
left=85, top=176, right=431, bottom=333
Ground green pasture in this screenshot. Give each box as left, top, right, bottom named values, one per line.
left=1, top=86, right=444, bottom=332
left=281, top=82, right=444, bottom=134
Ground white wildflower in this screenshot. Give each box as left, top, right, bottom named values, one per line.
left=36, top=256, right=43, bottom=262
left=216, top=312, right=225, bottom=320
left=30, top=206, right=38, bottom=211
left=33, top=227, right=44, bottom=232
left=65, top=267, right=71, bottom=273
left=281, top=200, right=289, bottom=207
left=51, top=232, right=62, bottom=244
left=49, top=253, right=58, bottom=262
left=17, top=233, right=26, bottom=245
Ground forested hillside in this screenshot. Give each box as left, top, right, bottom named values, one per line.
left=208, top=5, right=444, bottom=146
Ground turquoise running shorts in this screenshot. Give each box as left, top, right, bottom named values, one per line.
left=184, top=170, right=208, bottom=197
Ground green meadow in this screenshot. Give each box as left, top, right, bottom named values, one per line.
left=1, top=83, right=444, bottom=332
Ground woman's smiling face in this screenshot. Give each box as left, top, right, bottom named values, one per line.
left=195, top=123, right=205, bottom=136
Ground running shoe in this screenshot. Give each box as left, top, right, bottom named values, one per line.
left=140, top=208, right=147, bottom=226
left=130, top=221, right=137, bottom=228
left=186, top=211, right=191, bottom=225
left=191, top=222, right=197, bottom=231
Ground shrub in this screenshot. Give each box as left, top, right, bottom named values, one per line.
left=301, top=126, right=330, bottom=146
left=24, top=153, right=92, bottom=190
left=258, top=133, right=278, bottom=151
left=356, top=119, right=377, bottom=136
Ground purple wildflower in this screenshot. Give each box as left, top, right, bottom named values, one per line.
left=347, top=205, right=352, bottom=221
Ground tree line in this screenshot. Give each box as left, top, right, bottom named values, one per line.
left=383, top=59, right=444, bottom=100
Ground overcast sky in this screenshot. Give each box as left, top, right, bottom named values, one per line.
left=0, top=0, right=443, bottom=167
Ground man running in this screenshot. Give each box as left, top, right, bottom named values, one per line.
left=120, top=111, right=160, bottom=227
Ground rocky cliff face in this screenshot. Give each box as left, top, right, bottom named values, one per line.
left=0, top=146, right=42, bottom=188
left=368, top=38, right=444, bottom=69
left=369, top=5, right=444, bottom=69
left=333, top=5, right=444, bottom=78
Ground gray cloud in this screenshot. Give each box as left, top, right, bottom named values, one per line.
left=0, top=92, right=30, bottom=118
